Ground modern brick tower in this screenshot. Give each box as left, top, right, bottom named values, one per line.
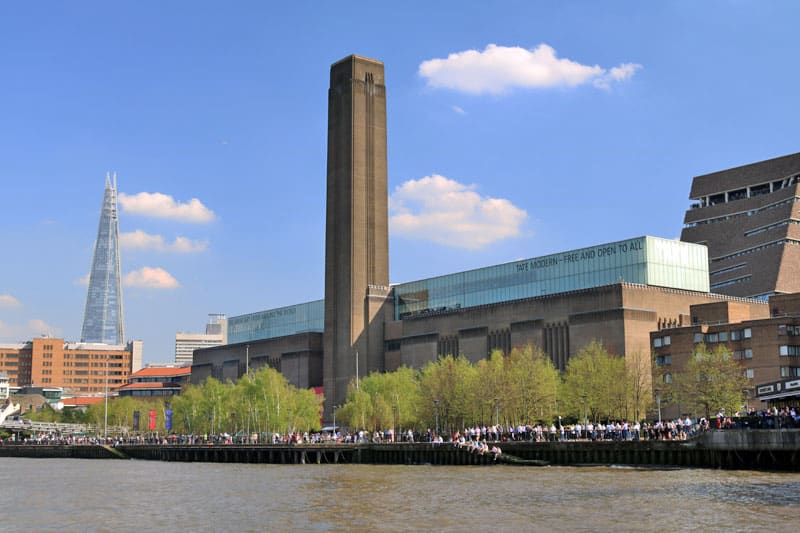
left=681, top=152, right=800, bottom=299
left=81, top=173, right=125, bottom=344
left=323, top=55, right=390, bottom=414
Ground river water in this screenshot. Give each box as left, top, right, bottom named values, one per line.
left=2, top=458, right=798, bottom=532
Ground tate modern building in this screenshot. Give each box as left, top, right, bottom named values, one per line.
left=191, top=55, right=767, bottom=420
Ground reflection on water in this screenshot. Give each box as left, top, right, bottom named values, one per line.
left=3, top=458, right=798, bottom=532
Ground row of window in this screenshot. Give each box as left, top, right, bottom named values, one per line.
left=685, top=195, right=800, bottom=228
left=711, top=238, right=800, bottom=264
left=779, top=346, right=800, bottom=357
left=653, top=336, right=671, bottom=348
left=710, top=263, right=746, bottom=277
left=778, top=325, right=800, bottom=336
left=781, top=366, right=800, bottom=378
left=693, top=329, right=752, bottom=343
left=710, top=275, right=751, bottom=290
left=744, top=219, right=800, bottom=238
left=658, top=348, right=752, bottom=365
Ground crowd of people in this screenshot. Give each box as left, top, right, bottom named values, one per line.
left=5, top=407, right=800, bottom=446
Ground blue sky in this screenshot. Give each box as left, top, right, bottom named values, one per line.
left=1, top=2, right=799, bottom=363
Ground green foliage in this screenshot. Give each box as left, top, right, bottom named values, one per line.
left=419, top=355, right=478, bottom=434
left=675, top=344, right=749, bottom=419
left=562, top=341, right=628, bottom=422
left=336, top=366, right=421, bottom=432
left=24, top=403, right=59, bottom=423
left=475, top=346, right=560, bottom=426
left=60, top=365, right=326, bottom=436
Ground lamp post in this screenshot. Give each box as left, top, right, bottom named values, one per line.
left=332, top=404, right=337, bottom=441
left=245, top=344, right=249, bottom=376
left=655, top=388, right=662, bottom=424
left=581, top=392, right=588, bottom=436
left=494, top=398, right=499, bottom=427
left=392, top=404, right=398, bottom=443
left=434, top=399, right=440, bottom=437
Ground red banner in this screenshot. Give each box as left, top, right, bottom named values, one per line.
left=148, top=409, right=157, bottom=431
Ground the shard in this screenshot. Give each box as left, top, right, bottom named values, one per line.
left=81, top=173, right=125, bottom=344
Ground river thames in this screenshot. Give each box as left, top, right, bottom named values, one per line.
left=3, top=458, right=798, bottom=532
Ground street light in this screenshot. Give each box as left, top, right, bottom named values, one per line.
left=654, top=388, right=662, bottom=424
left=332, top=404, right=336, bottom=440
left=245, top=344, right=249, bottom=376
left=494, top=398, right=499, bottom=427
left=434, top=399, right=440, bottom=437
left=581, top=392, right=588, bottom=436
left=392, top=404, right=398, bottom=443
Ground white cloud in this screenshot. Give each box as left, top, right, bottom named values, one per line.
left=0, top=319, right=62, bottom=340
left=593, top=62, right=642, bottom=89
left=120, top=230, right=208, bottom=253
left=0, top=294, right=21, bottom=308
left=389, top=174, right=527, bottom=250
left=451, top=105, right=466, bottom=115
left=419, top=44, right=641, bottom=94
left=118, top=192, right=216, bottom=223
left=74, top=274, right=90, bottom=286
left=123, top=267, right=180, bottom=289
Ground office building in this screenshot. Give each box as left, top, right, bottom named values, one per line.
left=650, top=293, right=800, bottom=417
left=0, top=337, right=141, bottom=394
left=682, top=152, right=800, bottom=299
left=175, top=314, right=227, bottom=365
left=118, top=365, right=191, bottom=397
left=81, top=174, right=125, bottom=344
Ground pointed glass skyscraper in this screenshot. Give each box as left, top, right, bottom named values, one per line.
left=81, top=173, right=125, bottom=344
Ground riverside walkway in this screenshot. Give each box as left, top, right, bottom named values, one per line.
left=2, top=430, right=800, bottom=470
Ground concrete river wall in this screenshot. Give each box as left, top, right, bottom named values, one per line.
left=2, top=430, right=799, bottom=470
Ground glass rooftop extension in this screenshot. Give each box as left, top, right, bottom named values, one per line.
left=393, top=236, right=710, bottom=320
left=228, top=300, right=324, bottom=344
left=228, top=237, right=709, bottom=342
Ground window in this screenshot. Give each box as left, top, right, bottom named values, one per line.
left=780, top=366, right=800, bottom=378
left=718, top=331, right=728, bottom=342
left=656, top=355, right=672, bottom=366
left=663, top=336, right=671, bottom=346
left=745, top=369, right=754, bottom=379
left=706, top=333, right=719, bottom=343
left=663, top=373, right=673, bottom=384
left=731, top=330, right=741, bottom=341
left=743, top=328, right=752, bottom=339
left=653, top=338, right=662, bottom=348
left=780, top=346, right=800, bottom=357
left=694, top=333, right=704, bottom=343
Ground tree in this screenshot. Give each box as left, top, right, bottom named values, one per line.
left=676, top=344, right=749, bottom=419
left=625, top=350, right=653, bottom=422
left=418, top=355, right=478, bottom=434
left=561, top=341, right=628, bottom=422
left=336, top=366, right=421, bottom=433
left=476, top=345, right=560, bottom=426
left=505, top=344, right=560, bottom=425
